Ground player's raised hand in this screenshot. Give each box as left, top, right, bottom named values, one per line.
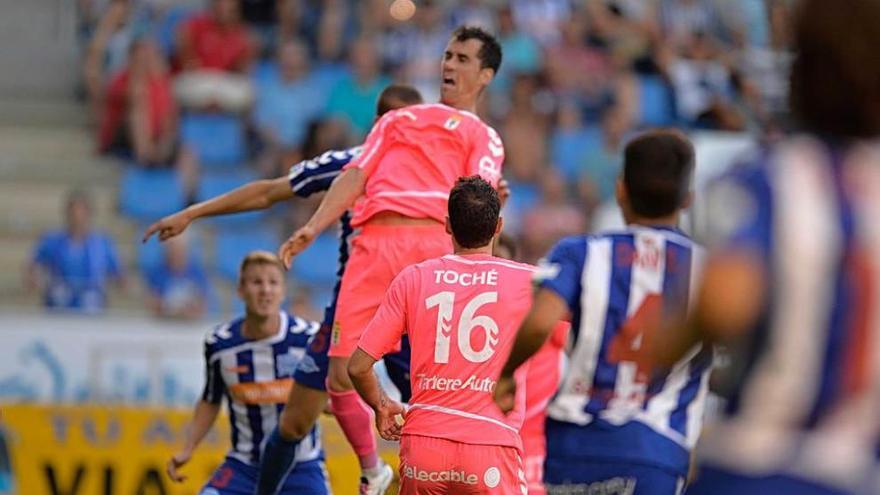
left=493, top=375, right=517, bottom=414
left=143, top=211, right=192, bottom=243
left=278, top=224, right=317, bottom=269
left=375, top=397, right=405, bottom=441
left=166, top=450, right=192, bottom=483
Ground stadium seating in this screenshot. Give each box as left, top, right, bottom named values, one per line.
left=180, top=113, right=247, bottom=168
left=119, top=166, right=186, bottom=222
left=291, top=232, right=340, bottom=288
left=213, top=225, right=280, bottom=281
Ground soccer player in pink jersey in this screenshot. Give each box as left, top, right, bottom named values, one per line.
left=494, top=235, right=570, bottom=495
left=348, top=176, right=532, bottom=494
left=277, top=26, right=505, bottom=493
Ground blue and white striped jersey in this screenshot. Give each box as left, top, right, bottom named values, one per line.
left=202, top=311, right=322, bottom=466
left=695, top=136, right=880, bottom=490
left=536, top=225, right=710, bottom=476
left=287, top=147, right=361, bottom=327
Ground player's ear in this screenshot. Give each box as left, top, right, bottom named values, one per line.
left=495, top=216, right=503, bottom=236
left=445, top=216, right=453, bottom=236
left=680, top=190, right=694, bottom=210
left=478, top=67, right=494, bottom=87
left=615, top=178, right=628, bottom=211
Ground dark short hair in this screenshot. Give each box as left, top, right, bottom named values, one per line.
left=790, top=0, right=880, bottom=138
left=451, top=26, right=502, bottom=74
left=376, top=84, right=423, bottom=116
left=448, top=176, right=500, bottom=248
left=622, top=130, right=694, bottom=218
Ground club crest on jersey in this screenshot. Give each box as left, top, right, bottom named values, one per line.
left=331, top=321, right=342, bottom=345
left=444, top=115, right=462, bottom=130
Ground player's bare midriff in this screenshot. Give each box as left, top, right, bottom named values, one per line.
left=366, top=211, right=443, bottom=226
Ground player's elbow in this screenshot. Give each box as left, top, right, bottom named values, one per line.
left=347, top=351, right=373, bottom=382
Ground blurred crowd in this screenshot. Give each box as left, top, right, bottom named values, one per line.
left=25, top=0, right=794, bottom=318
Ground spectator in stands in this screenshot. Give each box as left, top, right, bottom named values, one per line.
left=24, top=190, right=125, bottom=314
left=145, top=233, right=209, bottom=320
left=493, top=5, right=541, bottom=93
left=500, top=74, right=550, bottom=183
left=578, top=106, right=628, bottom=206
left=174, top=0, right=255, bottom=112
left=83, top=0, right=138, bottom=113
left=665, top=31, right=745, bottom=130
left=238, top=0, right=297, bottom=56
left=392, top=0, right=450, bottom=102
left=98, top=37, right=178, bottom=166
left=520, top=170, right=588, bottom=262
left=658, top=0, right=732, bottom=49
left=254, top=39, right=327, bottom=172
left=510, top=0, right=572, bottom=46
left=325, top=37, right=391, bottom=138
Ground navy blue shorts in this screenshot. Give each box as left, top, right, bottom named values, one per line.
left=294, top=323, right=412, bottom=402
left=687, top=464, right=856, bottom=495
left=543, top=457, right=685, bottom=495
left=199, top=457, right=328, bottom=495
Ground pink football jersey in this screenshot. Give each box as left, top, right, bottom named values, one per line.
left=521, top=321, right=569, bottom=455
left=344, top=103, right=505, bottom=227
left=358, top=253, right=534, bottom=449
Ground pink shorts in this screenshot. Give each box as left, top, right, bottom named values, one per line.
left=399, top=435, right=526, bottom=495
left=330, top=224, right=452, bottom=357
left=521, top=425, right=547, bottom=494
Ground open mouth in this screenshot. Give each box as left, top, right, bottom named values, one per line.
left=442, top=77, right=455, bottom=87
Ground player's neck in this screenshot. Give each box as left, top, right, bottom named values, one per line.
left=242, top=311, right=280, bottom=340
left=453, top=244, right=493, bottom=256
left=443, top=97, right=478, bottom=114
left=626, top=212, right=680, bottom=230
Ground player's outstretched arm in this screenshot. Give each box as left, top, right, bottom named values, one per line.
left=348, top=347, right=404, bottom=441
left=278, top=168, right=366, bottom=268
left=167, top=399, right=221, bottom=482
left=143, top=177, right=294, bottom=243
left=494, top=288, right=569, bottom=413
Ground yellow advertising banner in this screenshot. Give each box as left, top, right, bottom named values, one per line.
left=0, top=404, right=398, bottom=495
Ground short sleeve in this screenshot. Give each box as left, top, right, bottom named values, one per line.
left=288, top=148, right=357, bottom=197
left=343, top=110, right=398, bottom=177
left=466, top=123, right=504, bottom=188
left=358, top=267, right=412, bottom=360
left=201, top=341, right=225, bottom=404
left=534, top=236, right=588, bottom=313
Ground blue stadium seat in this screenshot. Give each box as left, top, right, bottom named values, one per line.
left=213, top=226, right=280, bottom=281
left=136, top=228, right=204, bottom=275
left=291, top=233, right=340, bottom=288
left=507, top=181, right=540, bottom=212
left=119, top=166, right=186, bottom=222
left=181, top=113, right=246, bottom=168
left=196, top=170, right=267, bottom=226
left=637, top=75, right=675, bottom=127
